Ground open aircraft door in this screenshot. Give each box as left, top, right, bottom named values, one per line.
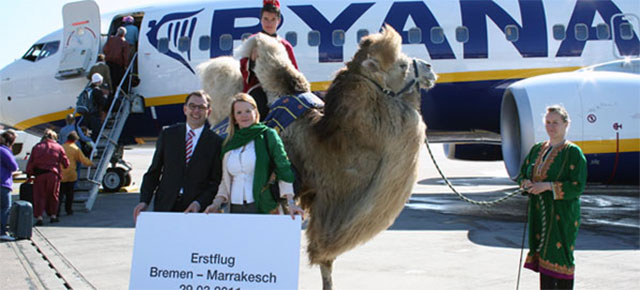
left=56, top=0, right=101, bottom=79
left=611, top=13, right=640, bottom=59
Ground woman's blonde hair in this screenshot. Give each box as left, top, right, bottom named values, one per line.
left=224, top=93, right=260, bottom=145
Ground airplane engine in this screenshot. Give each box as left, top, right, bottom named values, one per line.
left=443, top=143, right=503, bottom=161
left=501, top=68, right=640, bottom=185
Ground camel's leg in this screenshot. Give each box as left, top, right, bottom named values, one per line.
left=320, top=260, right=334, bottom=290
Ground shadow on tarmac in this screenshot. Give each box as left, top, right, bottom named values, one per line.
left=391, top=191, right=639, bottom=251
left=25, top=193, right=138, bottom=229
left=22, top=185, right=639, bottom=253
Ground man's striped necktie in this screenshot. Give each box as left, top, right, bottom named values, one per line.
left=185, top=129, right=195, bottom=164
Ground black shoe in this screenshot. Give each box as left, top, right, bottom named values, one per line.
left=50, top=217, right=60, bottom=223
left=35, top=219, right=43, bottom=226
left=67, top=211, right=74, bottom=216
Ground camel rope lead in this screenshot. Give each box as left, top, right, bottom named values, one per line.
left=424, top=135, right=524, bottom=206
left=424, top=135, right=529, bottom=289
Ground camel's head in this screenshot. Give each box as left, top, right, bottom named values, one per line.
left=351, top=24, right=437, bottom=96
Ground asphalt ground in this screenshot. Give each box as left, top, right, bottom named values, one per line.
left=1, top=144, right=638, bottom=290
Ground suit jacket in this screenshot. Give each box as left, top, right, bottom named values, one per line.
left=140, top=123, right=223, bottom=212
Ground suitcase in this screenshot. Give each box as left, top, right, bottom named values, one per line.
left=9, top=200, right=33, bottom=239
left=19, top=182, right=33, bottom=204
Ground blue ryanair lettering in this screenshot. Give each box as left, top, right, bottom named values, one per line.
left=209, top=8, right=262, bottom=58
left=460, top=0, right=547, bottom=59
left=146, top=9, right=203, bottom=73
left=290, top=3, right=374, bottom=62
left=149, top=1, right=639, bottom=68
left=383, top=1, right=455, bottom=60
left=557, top=0, right=639, bottom=57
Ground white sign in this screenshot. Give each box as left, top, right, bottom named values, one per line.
left=130, top=212, right=302, bottom=290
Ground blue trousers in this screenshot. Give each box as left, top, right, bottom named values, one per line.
left=0, top=187, right=11, bottom=236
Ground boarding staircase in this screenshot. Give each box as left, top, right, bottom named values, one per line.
left=74, top=54, right=138, bottom=211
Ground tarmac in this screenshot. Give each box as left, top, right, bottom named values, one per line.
left=1, top=144, right=639, bottom=290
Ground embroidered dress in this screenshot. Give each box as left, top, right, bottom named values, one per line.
left=518, top=140, right=587, bottom=280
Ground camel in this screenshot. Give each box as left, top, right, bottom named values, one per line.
left=196, top=33, right=310, bottom=125
left=197, top=25, right=437, bottom=290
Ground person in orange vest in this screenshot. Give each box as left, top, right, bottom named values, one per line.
left=59, top=131, right=93, bottom=216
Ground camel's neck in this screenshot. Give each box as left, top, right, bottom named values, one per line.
left=315, top=71, right=388, bottom=140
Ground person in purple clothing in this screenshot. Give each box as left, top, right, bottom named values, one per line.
left=0, top=130, right=19, bottom=241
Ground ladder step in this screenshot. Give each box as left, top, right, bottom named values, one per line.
left=82, top=95, right=131, bottom=211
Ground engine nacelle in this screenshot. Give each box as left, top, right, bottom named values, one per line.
left=501, top=67, right=640, bottom=184
left=444, top=143, right=503, bottom=161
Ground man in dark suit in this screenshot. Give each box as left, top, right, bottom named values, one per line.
left=133, top=91, right=223, bottom=222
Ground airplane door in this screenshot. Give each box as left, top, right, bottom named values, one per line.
left=611, top=13, right=640, bottom=58
left=56, top=0, right=101, bottom=79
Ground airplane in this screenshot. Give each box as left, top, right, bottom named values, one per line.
left=0, top=0, right=638, bottom=192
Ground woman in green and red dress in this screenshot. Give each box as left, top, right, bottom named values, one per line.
left=518, top=105, right=587, bottom=290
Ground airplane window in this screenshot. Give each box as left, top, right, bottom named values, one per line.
left=22, top=44, right=44, bottom=62
left=22, top=40, right=60, bottom=62
left=620, top=22, right=634, bottom=40
left=455, top=26, right=469, bottom=43
left=199, top=36, right=210, bottom=51
left=408, top=27, right=422, bottom=44
left=178, top=36, right=190, bottom=52
left=308, top=30, right=321, bottom=47
left=37, top=41, right=60, bottom=61
left=285, top=32, right=297, bottom=47
left=357, top=29, right=369, bottom=43
left=553, top=24, right=566, bottom=40
left=575, top=23, right=588, bottom=41
left=430, top=27, right=444, bottom=44
left=241, top=33, right=252, bottom=41
left=505, top=25, right=519, bottom=42
left=158, top=38, right=169, bottom=53
left=332, top=30, right=345, bottom=47
left=219, top=34, right=233, bottom=51
left=596, top=23, right=610, bottom=40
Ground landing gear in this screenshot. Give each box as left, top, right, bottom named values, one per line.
left=101, top=148, right=133, bottom=192
left=102, top=167, right=131, bottom=192
left=123, top=171, right=132, bottom=187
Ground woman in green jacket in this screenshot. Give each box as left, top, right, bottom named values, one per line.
left=204, top=93, right=304, bottom=218
left=518, top=105, right=587, bottom=290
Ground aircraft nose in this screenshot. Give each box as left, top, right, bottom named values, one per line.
left=0, top=72, right=9, bottom=120
left=0, top=75, right=4, bottom=102
left=0, top=79, right=4, bottom=123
